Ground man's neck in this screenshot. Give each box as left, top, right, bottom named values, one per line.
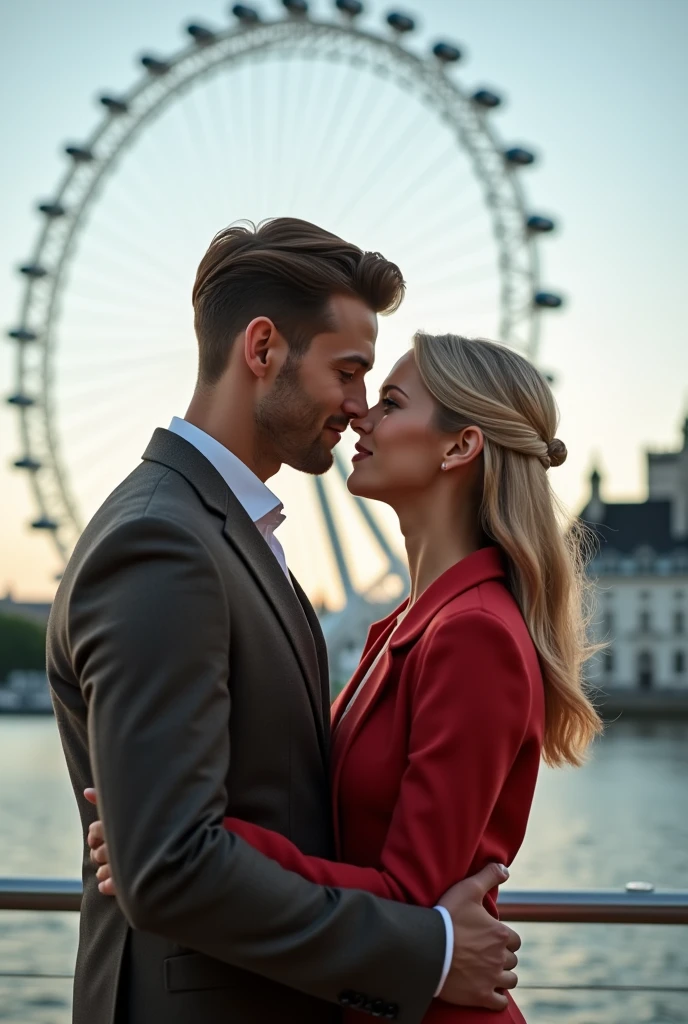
left=184, top=391, right=280, bottom=483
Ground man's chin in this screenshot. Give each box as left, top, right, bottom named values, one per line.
left=285, top=445, right=334, bottom=476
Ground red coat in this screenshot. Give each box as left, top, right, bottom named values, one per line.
left=225, top=547, right=545, bottom=1023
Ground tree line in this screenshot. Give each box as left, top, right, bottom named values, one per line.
left=0, top=612, right=47, bottom=683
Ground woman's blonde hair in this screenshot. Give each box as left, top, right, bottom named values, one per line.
left=414, top=331, right=602, bottom=767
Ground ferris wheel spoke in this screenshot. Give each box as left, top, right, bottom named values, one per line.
left=408, top=234, right=496, bottom=279
left=58, top=345, right=192, bottom=373
left=387, top=192, right=489, bottom=257
left=58, top=298, right=184, bottom=329
left=77, top=217, right=191, bottom=288
left=59, top=372, right=184, bottom=444
left=286, top=56, right=338, bottom=214
left=416, top=264, right=499, bottom=294
left=64, top=260, right=189, bottom=307
left=331, top=106, right=448, bottom=230
left=58, top=355, right=192, bottom=395
left=302, top=60, right=362, bottom=215
left=363, top=146, right=470, bottom=238
left=59, top=369, right=184, bottom=419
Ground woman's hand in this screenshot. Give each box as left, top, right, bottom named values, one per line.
left=84, top=788, right=116, bottom=895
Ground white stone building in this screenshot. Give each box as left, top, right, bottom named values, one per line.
left=582, top=417, right=688, bottom=691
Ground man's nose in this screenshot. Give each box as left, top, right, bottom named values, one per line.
left=342, top=391, right=369, bottom=422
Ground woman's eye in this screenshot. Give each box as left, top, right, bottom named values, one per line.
left=382, top=397, right=398, bottom=411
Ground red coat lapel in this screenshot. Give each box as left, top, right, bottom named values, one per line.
left=330, top=602, right=406, bottom=733
left=328, top=547, right=505, bottom=854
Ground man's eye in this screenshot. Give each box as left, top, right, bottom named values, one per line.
left=339, top=371, right=355, bottom=382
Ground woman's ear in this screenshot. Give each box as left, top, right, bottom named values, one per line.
left=442, top=426, right=484, bottom=471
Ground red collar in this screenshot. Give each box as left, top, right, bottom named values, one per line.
left=390, top=546, right=505, bottom=649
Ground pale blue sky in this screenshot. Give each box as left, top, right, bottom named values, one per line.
left=1, top=0, right=687, bottom=602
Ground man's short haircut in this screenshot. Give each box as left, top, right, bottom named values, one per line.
left=192, top=217, right=405, bottom=384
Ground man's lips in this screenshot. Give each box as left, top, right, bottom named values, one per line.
left=325, top=424, right=346, bottom=445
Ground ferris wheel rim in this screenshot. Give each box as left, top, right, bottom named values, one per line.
left=7, top=3, right=561, bottom=567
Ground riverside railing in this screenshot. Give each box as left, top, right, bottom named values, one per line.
left=2, top=879, right=688, bottom=997
left=2, top=877, right=688, bottom=923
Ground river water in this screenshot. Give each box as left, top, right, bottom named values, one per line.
left=0, top=716, right=686, bottom=1024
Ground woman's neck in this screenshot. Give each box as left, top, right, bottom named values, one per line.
left=397, top=489, right=482, bottom=607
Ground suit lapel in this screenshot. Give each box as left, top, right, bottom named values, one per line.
left=142, top=428, right=328, bottom=763
left=222, top=498, right=328, bottom=764
left=292, top=576, right=331, bottom=756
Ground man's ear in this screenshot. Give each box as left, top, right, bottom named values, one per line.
left=442, top=426, right=484, bottom=471
left=243, top=317, right=285, bottom=378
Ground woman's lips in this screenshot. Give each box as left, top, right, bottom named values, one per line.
left=352, top=443, right=372, bottom=463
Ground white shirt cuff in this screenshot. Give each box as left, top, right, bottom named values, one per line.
left=433, top=905, right=453, bottom=997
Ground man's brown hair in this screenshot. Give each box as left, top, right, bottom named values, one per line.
left=191, top=218, right=405, bottom=384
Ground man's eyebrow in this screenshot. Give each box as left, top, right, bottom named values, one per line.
left=335, top=353, right=373, bottom=370
left=381, top=383, right=409, bottom=399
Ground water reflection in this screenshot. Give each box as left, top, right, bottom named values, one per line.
left=0, top=717, right=686, bottom=1023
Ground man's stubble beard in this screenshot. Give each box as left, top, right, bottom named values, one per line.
left=255, top=355, right=334, bottom=475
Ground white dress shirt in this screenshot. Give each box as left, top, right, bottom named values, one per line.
left=168, top=417, right=290, bottom=578
left=166, top=416, right=453, bottom=995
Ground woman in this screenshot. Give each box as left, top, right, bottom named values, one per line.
left=88, top=333, right=602, bottom=1022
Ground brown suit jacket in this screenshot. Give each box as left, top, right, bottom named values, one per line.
left=47, top=428, right=445, bottom=1024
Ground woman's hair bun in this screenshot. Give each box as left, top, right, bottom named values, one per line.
left=547, top=438, right=567, bottom=468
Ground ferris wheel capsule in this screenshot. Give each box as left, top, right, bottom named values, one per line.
left=37, top=201, right=66, bottom=218
left=100, top=95, right=129, bottom=115
left=534, top=291, right=564, bottom=309
left=336, top=0, right=364, bottom=17
left=527, top=215, right=555, bottom=233
left=31, top=516, right=59, bottom=531
left=6, top=393, right=36, bottom=407
left=14, top=456, right=42, bottom=471
left=64, top=145, right=94, bottom=163
left=140, top=55, right=171, bottom=75
left=19, top=264, right=48, bottom=279
left=387, top=12, right=415, bottom=33
left=472, top=89, right=502, bottom=109
left=231, top=4, right=261, bottom=23
left=8, top=328, right=37, bottom=343
left=187, top=23, right=218, bottom=45
left=282, top=0, right=309, bottom=14
left=432, top=42, right=462, bottom=63
left=505, top=146, right=536, bottom=166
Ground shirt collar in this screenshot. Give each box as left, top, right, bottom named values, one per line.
left=168, top=417, right=282, bottom=524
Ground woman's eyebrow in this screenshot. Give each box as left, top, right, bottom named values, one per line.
left=381, top=383, right=409, bottom=399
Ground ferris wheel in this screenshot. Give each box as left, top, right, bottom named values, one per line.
left=7, top=0, right=563, bottom=582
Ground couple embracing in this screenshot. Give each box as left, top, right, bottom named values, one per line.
left=48, top=217, right=601, bottom=1024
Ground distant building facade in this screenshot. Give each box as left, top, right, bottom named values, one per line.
left=582, top=418, right=688, bottom=691
left=0, top=592, right=52, bottom=625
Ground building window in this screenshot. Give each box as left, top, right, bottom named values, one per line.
left=675, top=651, right=685, bottom=674
left=637, top=650, right=654, bottom=690
left=602, top=649, right=614, bottom=674
left=603, top=612, right=614, bottom=636
left=675, top=610, right=685, bottom=634
left=639, top=610, right=651, bottom=633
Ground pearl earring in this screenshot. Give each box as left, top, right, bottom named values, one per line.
left=441, top=461, right=447, bottom=471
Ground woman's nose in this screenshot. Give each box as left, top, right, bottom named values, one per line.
left=350, top=411, right=373, bottom=436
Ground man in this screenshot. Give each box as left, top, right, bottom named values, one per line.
left=48, top=218, right=520, bottom=1024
